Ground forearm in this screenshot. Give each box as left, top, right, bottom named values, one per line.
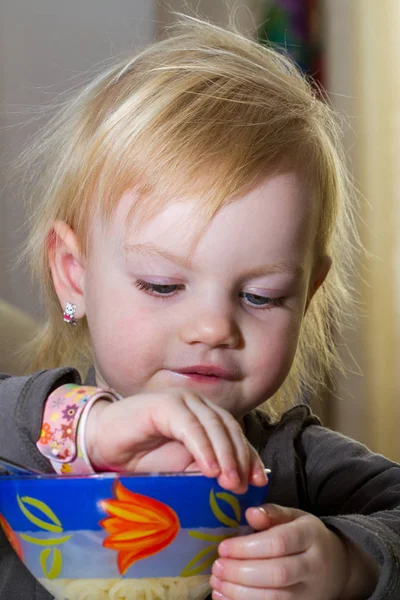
left=300, top=424, right=400, bottom=599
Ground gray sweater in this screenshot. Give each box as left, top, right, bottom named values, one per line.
left=1, top=369, right=400, bottom=599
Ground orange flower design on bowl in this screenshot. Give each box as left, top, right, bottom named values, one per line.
left=99, top=481, right=180, bottom=575
left=0, top=513, right=23, bottom=561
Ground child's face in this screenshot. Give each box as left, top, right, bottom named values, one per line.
left=79, top=172, right=328, bottom=416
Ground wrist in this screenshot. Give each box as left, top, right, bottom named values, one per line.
left=84, top=399, right=112, bottom=471
left=340, top=535, right=380, bottom=600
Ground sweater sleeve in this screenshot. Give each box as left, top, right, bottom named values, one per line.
left=301, top=424, right=400, bottom=599
left=0, top=369, right=83, bottom=600
left=0, top=369, right=82, bottom=473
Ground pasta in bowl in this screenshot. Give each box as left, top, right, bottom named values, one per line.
left=0, top=471, right=269, bottom=600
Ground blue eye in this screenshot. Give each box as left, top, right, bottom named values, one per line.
left=134, top=280, right=184, bottom=296
left=240, top=292, right=284, bottom=308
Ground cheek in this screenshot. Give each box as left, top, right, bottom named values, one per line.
left=247, top=312, right=303, bottom=395
left=85, top=285, right=166, bottom=392
left=91, top=316, right=163, bottom=396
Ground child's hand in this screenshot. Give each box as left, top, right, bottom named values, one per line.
left=210, top=504, right=380, bottom=600
left=85, top=389, right=267, bottom=493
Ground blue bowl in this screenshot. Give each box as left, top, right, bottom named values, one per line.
left=0, top=471, right=269, bottom=600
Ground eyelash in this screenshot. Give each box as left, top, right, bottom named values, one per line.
left=239, top=292, right=284, bottom=309
left=134, top=280, right=285, bottom=309
left=134, top=280, right=185, bottom=296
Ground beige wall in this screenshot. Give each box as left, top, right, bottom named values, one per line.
left=322, top=0, right=370, bottom=444
left=323, top=0, right=400, bottom=459
left=0, top=0, right=155, bottom=319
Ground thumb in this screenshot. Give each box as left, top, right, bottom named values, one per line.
left=246, top=503, right=306, bottom=531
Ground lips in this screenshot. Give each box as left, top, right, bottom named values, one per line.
left=174, top=365, right=238, bottom=380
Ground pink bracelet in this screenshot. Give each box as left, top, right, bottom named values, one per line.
left=36, top=384, right=120, bottom=475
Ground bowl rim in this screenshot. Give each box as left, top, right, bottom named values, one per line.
left=0, top=468, right=271, bottom=482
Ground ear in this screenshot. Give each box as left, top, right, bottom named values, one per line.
left=304, top=255, right=332, bottom=314
left=48, top=220, right=86, bottom=318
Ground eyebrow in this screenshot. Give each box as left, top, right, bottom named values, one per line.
left=123, top=243, right=192, bottom=269
left=244, top=263, right=304, bottom=279
left=123, top=243, right=304, bottom=278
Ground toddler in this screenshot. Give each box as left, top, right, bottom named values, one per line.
left=1, top=16, right=399, bottom=600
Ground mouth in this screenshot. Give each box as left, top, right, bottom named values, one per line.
left=171, top=365, right=238, bottom=383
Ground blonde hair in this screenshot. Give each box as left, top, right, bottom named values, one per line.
left=21, top=16, right=358, bottom=418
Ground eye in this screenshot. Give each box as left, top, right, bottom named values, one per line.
left=134, top=279, right=184, bottom=297
left=240, top=292, right=284, bottom=309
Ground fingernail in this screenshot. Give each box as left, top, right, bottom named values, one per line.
left=218, top=541, right=229, bottom=557
left=212, top=559, right=224, bottom=577
left=212, top=591, right=225, bottom=600
left=254, top=468, right=268, bottom=484
left=210, top=575, right=221, bottom=590
left=248, top=505, right=269, bottom=520
left=227, top=468, right=239, bottom=481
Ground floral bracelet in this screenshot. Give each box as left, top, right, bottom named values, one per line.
left=36, top=384, right=120, bottom=475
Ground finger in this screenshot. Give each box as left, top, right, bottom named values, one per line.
left=151, top=396, right=221, bottom=478
left=209, top=412, right=268, bottom=491
left=212, top=555, right=307, bottom=589
left=181, top=394, right=246, bottom=492
left=211, top=407, right=252, bottom=492
left=246, top=504, right=307, bottom=530
left=217, top=421, right=269, bottom=491
left=211, top=577, right=303, bottom=600
left=219, top=519, right=312, bottom=559
left=177, top=418, right=222, bottom=478
left=188, top=395, right=252, bottom=492
left=248, top=446, right=270, bottom=487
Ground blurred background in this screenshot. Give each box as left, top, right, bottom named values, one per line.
left=1, top=0, right=399, bottom=460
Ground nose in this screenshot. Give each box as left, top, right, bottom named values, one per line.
left=180, top=310, right=241, bottom=349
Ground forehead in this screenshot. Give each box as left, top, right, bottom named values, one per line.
left=97, top=171, right=316, bottom=266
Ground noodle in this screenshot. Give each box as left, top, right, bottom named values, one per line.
left=39, top=576, right=210, bottom=600
left=109, top=579, right=166, bottom=600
